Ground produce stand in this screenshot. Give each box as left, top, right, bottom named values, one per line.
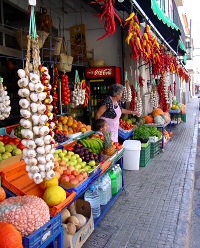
left=145, top=121, right=172, bottom=149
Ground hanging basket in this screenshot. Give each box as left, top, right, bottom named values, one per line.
left=43, top=36, right=63, bottom=57
left=16, top=30, right=49, bottom=49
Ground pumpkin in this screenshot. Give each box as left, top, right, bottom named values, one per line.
left=151, top=108, right=164, bottom=117
left=0, top=187, right=6, bottom=202
left=154, top=115, right=165, bottom=125
left=0, top=222, right=23, bottom=248
left=163, top=112, right=171, bottom=122
left=0, top=195, right=50, bottom=237
left=143, top=115, right=154, bottom=124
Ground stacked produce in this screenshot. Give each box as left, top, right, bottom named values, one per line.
left=56, top=115, right=91, bottom=136
left=54, top=132, right=69, bottom=143
left=79, top=137, right=103, bottom=155
left=0, top=77, right=11, bottom=120
left=119, top=119, right=136, bottom=130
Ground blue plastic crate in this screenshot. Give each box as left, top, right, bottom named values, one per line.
left=118, top=128, right=134, bottom=140
left=23, top=213, right=63, bottom=248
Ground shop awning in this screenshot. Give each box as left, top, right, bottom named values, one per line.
left=151, top=0, right=180, bottom=31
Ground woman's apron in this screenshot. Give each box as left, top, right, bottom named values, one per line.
left=101, top=98, right=121, bottom=142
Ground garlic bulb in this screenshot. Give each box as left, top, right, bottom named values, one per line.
left=18, top=61, right=55, bottom=183
left=0, top=77, right=11, bottom=119
left=71, top=81, right=86, bottom=106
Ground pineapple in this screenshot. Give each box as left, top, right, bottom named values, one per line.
left=104, top=132, right=115, bottom=156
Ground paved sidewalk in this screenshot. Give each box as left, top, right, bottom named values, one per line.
left=83, top=98, right=199, bottom=248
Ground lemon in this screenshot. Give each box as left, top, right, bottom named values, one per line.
left=43, top=185, right=66, bottom=207
left=40, top=176, right=59, bottom=191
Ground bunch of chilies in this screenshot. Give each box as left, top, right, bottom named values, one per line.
left=18, top=65, right=56, bottom=184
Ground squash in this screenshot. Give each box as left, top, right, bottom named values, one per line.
left=0, top=222, right=23, bottom=248
left=0, top=195, right=50, bottom=236
left=163, top=112, right=171, bottom=122
left=0, top=187, right=6, bottom=203
left=154, top=115, right=165, bottom=125
left=151, top=108, right=164, bottom=117
left=143, top=115, right=154, bottom=124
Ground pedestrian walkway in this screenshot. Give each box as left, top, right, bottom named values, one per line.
left=83, top=98, right=199, bottom=248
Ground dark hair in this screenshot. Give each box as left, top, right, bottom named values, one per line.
left=110, top=84, right=124, bottom=97
left=92, top=119, right=107, bottom=131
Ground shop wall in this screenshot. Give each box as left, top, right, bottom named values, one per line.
left=8, top=0, right=122, bottom=68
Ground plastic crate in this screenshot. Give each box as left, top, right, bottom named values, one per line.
left=23, top=213, right=63, bottom=248
left=140, top=142, right=151, bottom=167
left=181, top=113, right=186, bottom=122
left=150, top=138, right=161, bottom=158
left=0, top=161, right=76, bottom=217
left=0, top=127, right=6, bottom=135
left=118, top=128, right=134, bottom=140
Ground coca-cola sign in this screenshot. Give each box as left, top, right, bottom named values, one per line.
left=86, top=66, right=115, bottom=78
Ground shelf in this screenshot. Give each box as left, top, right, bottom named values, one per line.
left=94, top=187, right=124, bottom=228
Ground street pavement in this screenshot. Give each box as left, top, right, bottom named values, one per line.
left=83, top=98, right=199, bottom=248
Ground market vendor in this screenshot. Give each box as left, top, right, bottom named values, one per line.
left=95, top=84, right=139, bottom=142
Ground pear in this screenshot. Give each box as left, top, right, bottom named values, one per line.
left=12, top=149, right=22, bottom=156
left=0, top=146, right=5, bottom=154
left=4, top=144, right=13, bottom=153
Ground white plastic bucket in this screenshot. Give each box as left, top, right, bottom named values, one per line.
left=123, top=140, right=141, bottom=170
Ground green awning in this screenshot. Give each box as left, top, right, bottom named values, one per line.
left=179, top=40, right=187, bottom=52
left=151, top=0, right=180, bottom=31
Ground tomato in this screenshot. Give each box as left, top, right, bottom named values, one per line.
left=17, top=143, right=25, bottom=150
left=0, top=136, right=3, bottom=141
left=3, top=135, right=10, bottom=140
left=12, top=138, right=21, bottom=145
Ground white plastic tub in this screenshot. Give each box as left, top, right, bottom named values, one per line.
left=123, top=140, right=141, bottom=170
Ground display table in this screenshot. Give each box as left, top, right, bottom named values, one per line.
left=145, top=122, right=172, bottom=149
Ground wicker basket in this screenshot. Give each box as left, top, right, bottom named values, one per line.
left=90, top=59, right=105, bottom=67
left=56, top=54, right=74, bottom=73
left=16, top=30, right=49, bottom=49
left=43, top=36, right=63, bottom=57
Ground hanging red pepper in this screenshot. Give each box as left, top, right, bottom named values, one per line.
left=129, top=85, right=137, bottom=111
left=52, top=68, right=59, bottom=114
left=139, top=75, right=145, bottom=87
left=91, top=0, right=122, bottom=40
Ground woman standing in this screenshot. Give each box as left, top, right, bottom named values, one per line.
left=95, top=84, right=139, bottom=142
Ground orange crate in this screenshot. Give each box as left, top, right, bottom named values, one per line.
left=0, top=161, right=76, bottom=216
left=100, top=160, right=112, bottom=175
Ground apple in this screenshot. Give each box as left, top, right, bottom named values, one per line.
left=75, top=154, right=80, bottom=158
left=65, top=154, right=71, bottom=159
left=68, top=151, right=74, bottom=155
left=80, top=161, right=86, bottom=167
left=68, top=161, right=75, bottom=167
left=77, top=158, right=82, bottom=163
left=63, top=169, right=71, bottom=176
left=70, top=155, right=77, bottom=161
left=74, top=164, right=81, bottom=170
left=88, top=160, right=96, bottom=167
left=67, top=165, right=75, bottom=172
left=63, top=157, right=69, bottom=162
left=71, top=170, right=79, bottom=177
left=60, top=174, right=70, bottom=183
left=69, top=175, right=75, bottom=180
left=76, top=174, right=84, bottom=182
left=81, top=171, right=88, bottom=179
left=69, top=178, right=79, bottom=185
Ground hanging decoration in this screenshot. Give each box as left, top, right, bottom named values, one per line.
left=71, top=70, right=85, bottom=106
left=52, top=68, right=59, bottom=114
left=157, top=76, right=169, bottom=112
left=138, top=75, right=145, bottom=88
left=82, top=79, right=91, bottom=107
left=129, top=85, right=137, bottom=111
left=92, top=0, right=122, bottom=40
left=17, top=2, right=55, bottom=184
left=0, top=77, right=11, bottom=120
left=122, top=72, right=132, bottom=103
left=61, top=74, right=71, bottom=106
left=150, top=86, right=159, bottom=108
left=125, top=12, right=143, bottom=61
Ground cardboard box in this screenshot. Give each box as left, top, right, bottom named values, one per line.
left=64, top=199, right=94, bottom=248
left=0, top=154, right=22, bottom=171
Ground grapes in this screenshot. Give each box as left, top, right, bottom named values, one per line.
left=54, top=133, right=69, bottom=143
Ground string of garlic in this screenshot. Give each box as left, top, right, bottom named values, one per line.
left=135, top=96, right=142, bottom=116
left=150, top=89, right=159, bottom=108
left=121, top=80, right=132, bottom=103
left=71, top=81, right=85, bottom=106
left=0, top=77, right=11, bottom=120
left=18, top=36, right=55, bottom=184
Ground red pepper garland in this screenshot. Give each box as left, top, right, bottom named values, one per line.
left=129, top=85, right=137, bottom=111
left=82, top=79, right=91, bottom=107
left=61, top=74, right=70, bottom=105
left=52, top=68, right=59, bottom=114
left=91, top=0, right=122, bottom=40
left=157, top=76, right=168, bottom=112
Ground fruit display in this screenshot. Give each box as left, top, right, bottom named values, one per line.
left=79, top=137, right=103, bottom=155
left=0, top=77, right=11, bottom=120
left=13, top=125, right=23, bottom=139
left=104, top=132, right=116, bottom=156
left=113, top=142, right=123, bottom=151
left=119, top=119, right=136, bottom=130
left=56, top=115, right=91, bottom=136
left=170, top=99, right=182, bottom=111
left=0, top=135, right=25, bottom=160
left=54, top=132, right=69, bottom=143
left=74, top=143, right=104, bottom=163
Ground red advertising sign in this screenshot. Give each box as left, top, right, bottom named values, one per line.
left=86, top=66, right=115, bottom=78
